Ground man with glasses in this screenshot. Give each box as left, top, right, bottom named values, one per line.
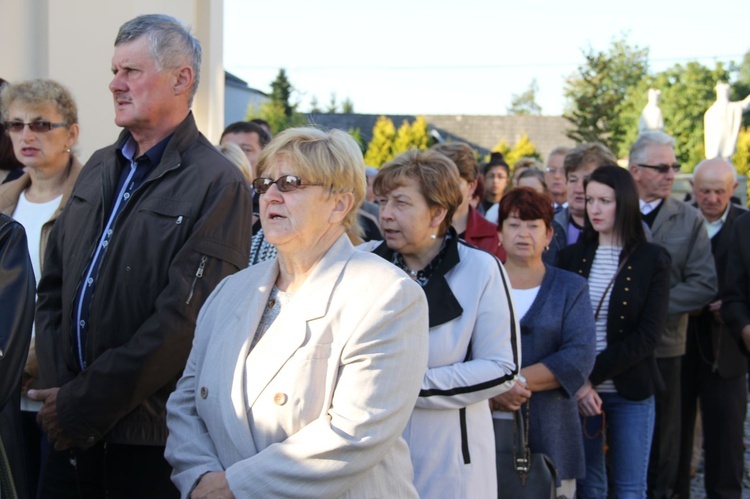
left=30, top=14, right=252, bottom=498
left=628, top=131, right=716, bottom=499
left=544, top=145, right=571, bottom=212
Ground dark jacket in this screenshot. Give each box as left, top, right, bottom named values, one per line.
left=558, top=242, right=671, bottom=400
left=721, top=211, right=750, bottom=359
left=36, top=113, right=253, bottom=448
left=690, top=204, right=748, bottom=377
left=0, top=214, right=35, bottom=499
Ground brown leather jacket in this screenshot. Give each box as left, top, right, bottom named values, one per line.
left=36, top=113, right=253, bottom=448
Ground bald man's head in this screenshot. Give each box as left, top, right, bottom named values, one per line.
left=692, top=158, right=738, bottom=222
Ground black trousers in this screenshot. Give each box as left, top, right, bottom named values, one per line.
left=39, top=442, right=179, bottom=499
left=676, top=332, right=747, bottom=499
left=647, top=356, right=682, bottom=499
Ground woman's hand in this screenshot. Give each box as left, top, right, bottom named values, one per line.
left=191, top=472, right=235, bottom=499
left=489, top=380, right=531, bottom=411
left=576, top=381, right=602, bottom=416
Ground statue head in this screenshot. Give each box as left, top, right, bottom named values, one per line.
left=647, top=88, right=661, bottom=105
left=715, top=82, right=730, bottom=102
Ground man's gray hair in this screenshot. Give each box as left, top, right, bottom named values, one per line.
left=629, top=131, right=676, bottom=166
left=115, top=14, right=202, bottom=103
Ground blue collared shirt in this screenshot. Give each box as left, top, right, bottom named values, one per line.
left=72, top=133, right=171, bottom=370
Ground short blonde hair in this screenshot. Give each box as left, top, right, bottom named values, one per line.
left=256, top=127, right=365, bottom=229
left=374, top=149, right=462, bottom=236
left=216, top=142, right=252, bottom=183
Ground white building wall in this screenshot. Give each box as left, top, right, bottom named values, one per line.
left=0, top=0, right=224, bottom=161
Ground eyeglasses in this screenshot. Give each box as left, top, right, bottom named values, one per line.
left=4, top=121, right=69, bottom=133
left=252, top=175, right=323, bottom=194
left=636, top=163, right=681, bottom=174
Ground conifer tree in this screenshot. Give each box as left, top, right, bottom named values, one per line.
left=364, top=116, right=396, bottom=167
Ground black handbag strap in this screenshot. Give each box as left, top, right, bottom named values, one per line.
left=511, top=401, right=532, bottom=484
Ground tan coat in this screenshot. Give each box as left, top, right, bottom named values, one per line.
left=0, top=157, right=83, bottom=379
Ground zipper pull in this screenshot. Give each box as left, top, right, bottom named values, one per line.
left=176, top=215, right=183, bottom=225
left=186, top=256, right=208, bottom=304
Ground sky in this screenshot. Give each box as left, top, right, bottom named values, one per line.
left=223, top=0, right=749, bottom=117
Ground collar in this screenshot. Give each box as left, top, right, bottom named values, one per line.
left=372, top=228, right=463, bottom=327
left=703, top=203, right=731, bottom=238
left=639, top=198, right=663, bottom=213
left=118, top=132, right=173, bottom=166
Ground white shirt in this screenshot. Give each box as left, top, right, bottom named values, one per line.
left=703, top=203, right=731, bottom=240
left=12, top=190, right=62, bottom=412
left=639, top=198, right=663, bottom=215
left=12, top=191, right=62, bottom=284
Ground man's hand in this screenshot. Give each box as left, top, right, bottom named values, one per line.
left=28, top=387, right=74, bottom=451
left=191, top=471, right=235, bottom=499
left=490, top=380, right=531, bottom=412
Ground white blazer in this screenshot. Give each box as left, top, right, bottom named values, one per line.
left=165, top=235, right=429, bottom=498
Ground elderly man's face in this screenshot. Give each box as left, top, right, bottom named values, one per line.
left=109, top=36, right=176, bottom=132
left=693, top=160, right=737, bottom=222
left=630, top=144, right=677, bottom=202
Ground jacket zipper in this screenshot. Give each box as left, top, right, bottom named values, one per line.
left=185, top=255, right=207, bottom=305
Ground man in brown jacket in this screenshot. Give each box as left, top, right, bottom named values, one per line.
left=30, top=14, right=252, bottom=498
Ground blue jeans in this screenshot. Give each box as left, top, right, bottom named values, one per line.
left=578, top=392, right=655, bottom=499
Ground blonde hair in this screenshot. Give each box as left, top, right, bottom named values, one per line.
left=256, top=127, right=365, bottom=230
left=217, top=142, right=252, bottom=183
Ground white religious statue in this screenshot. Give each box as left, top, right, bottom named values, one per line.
left=639, top=88, right=664, bottom=132
left=704, top=81, right=750, bottom=160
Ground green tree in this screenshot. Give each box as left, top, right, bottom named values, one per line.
left=564, top=35, right=649, bottom=155
left=270, top=68, right=294, bottom=118
left=342, top=97, right=354, bottom=114
left=506, top=133, right=541, bottom=166
left=392, top=117, right=430, bottom=157
left=364, top=116, right=396, bottom=167
left=733, top=126, right=750, bottom=203
left=410, top=117, right=430, bottom=150
left=348, top=127, right=364, bottom=152
left=507, top=79, right=542, bottom=116
left=248, top=69, right=306, bottom=134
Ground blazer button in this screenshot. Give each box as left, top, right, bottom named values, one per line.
left=274, top=392, right=288, bottom=406
left=627, top=265, right=632, bottom=270
left=626, top=277, right=631, bottom=281
left=578, top=270, right=583, bottom=274
left=620, top=316, right=625, bottom=320
left=623, top=301, right=628, bottom=306
left=200, top=387, right=208, bottom=399
left=625, top=287, right=630, bottom=292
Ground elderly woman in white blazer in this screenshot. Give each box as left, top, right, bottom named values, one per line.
left=361, top=149, right=521, bottom=499
left=165, top=128, right=429, bottom=499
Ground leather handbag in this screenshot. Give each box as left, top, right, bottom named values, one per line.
left=495, top=401, right=558, bottom=499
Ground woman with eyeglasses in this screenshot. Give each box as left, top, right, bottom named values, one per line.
left=166, top=128, right=430, bottom=498
left=360, top=149, right=520, bottom=499
left=558, top=165, right=671, bottom=498
left=0, top=78, right=81, bottom=497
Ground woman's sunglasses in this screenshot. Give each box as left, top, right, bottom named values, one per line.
left=252, top=175, right=322, bottom=194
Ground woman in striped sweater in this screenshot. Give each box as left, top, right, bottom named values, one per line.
left=558, top=165, right=671, bottom=498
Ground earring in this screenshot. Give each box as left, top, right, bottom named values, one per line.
left=545, top=245, right=550, bottom=252
left=65, top=147, right=71, bottom=153
left=430, top=234, right=437, bottom=240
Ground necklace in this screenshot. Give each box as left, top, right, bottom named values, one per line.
left=407, top=268, right=419, bottom=280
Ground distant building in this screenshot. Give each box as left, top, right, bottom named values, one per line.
left=306, top=113, right=575, bottom=161
left=225, top=71, right=270, bottom=127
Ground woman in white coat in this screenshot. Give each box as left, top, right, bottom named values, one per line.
left=165, top=128, right=430, bottom=498
left=364, top=149, right=521, bottom=498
